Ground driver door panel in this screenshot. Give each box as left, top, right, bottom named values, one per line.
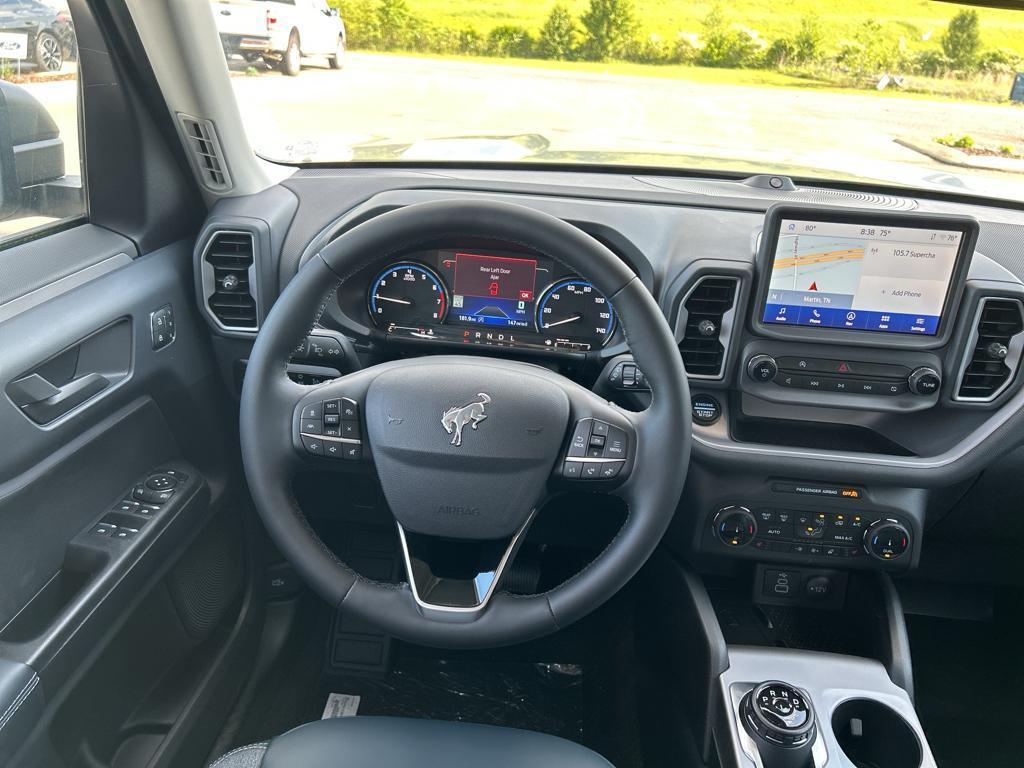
left=0, top=231, right=255, bottom=768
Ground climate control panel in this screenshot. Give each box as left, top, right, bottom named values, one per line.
left=706, top=504, right=915, bottom=569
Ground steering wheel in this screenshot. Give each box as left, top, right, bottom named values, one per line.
left=240, top=200, right=691, bottom=648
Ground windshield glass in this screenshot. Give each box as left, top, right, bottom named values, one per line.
left=224, top=0, right=1024, bottom=201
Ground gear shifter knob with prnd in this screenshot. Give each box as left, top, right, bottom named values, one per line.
left=739, top=681, right=816, bottom=768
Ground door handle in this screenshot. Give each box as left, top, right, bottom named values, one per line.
left=10, top=372, right=110, bottom=423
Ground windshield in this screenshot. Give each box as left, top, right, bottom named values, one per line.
left=225, top=0, right=1024, bottom=201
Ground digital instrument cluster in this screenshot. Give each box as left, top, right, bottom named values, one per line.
left=364, top=249, right=616, bottom=352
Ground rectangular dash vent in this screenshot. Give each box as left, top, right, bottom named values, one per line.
left=204, top=231, right=257, bottom=330
left=678, top=276, right=738, bottom=378
left=955, top=298, right=1024, bottom=402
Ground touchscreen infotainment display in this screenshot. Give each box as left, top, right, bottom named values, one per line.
left=762, top=219, right=964, bottom=336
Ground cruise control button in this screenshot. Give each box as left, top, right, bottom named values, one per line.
left=340, top=398, right=359, bottom=420
left=301, top=435, right=324, bottom=455
left=341, top=421, right=360, bottom=439
left=603, top=426, right=627, bottom=459
left=301, top=419, right=322, bottom=435
left=323, top=399, right=341, bottom=415
left=324, top=413, right=341, bottom=427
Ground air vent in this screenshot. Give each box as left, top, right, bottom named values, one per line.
left=179, top=114, right=232, bottom=192
left=955, top=298, right=1024, bottom=402
left=203, top=231, right=258, bottom=331
left=677, top=276, right=739, bottom=378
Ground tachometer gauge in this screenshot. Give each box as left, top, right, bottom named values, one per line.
left=368, top=262, right=448, bottom=326
left=535, top=279, right=615, bottom=345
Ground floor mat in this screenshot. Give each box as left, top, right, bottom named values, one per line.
left=226, top=591, right=645, bottom=766
left=319, top=658, right=584, bottom=740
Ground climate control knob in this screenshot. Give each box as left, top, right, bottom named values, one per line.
left=747, top=355, right=778, bottom=383
left=864, top=519, right=911, bottom=561
left=714, top=506, right=757, bottom=547
left=908, top=366, right=941, bottom=396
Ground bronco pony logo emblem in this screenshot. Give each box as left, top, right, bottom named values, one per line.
left=441, top=393, right=491, bottom=446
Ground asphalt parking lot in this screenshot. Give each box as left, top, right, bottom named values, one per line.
left=20, top=52, right=1024, bottom=198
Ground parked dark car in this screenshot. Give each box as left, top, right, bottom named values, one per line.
left=0, top=0, right=75, bottom=72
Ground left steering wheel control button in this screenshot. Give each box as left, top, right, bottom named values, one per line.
left=298, top=397, right=364, bottom=461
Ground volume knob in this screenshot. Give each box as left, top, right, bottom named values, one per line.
left=747, top=355, right=778, bottom=383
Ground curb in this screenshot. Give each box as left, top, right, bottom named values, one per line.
left=895, top=136, right=1024, bottom=175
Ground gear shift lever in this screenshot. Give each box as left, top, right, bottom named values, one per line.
left=740, top=681, right=816, bottom=768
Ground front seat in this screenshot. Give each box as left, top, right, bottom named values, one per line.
left=209, top=716, right=613, bottom=768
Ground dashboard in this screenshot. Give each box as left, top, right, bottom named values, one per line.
left=350, top=246, right=617, bottom=354
left=193, top=167, right=1024, bottom=579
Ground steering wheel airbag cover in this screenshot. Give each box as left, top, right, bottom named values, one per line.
left=366, top=360, right=569, bottom=539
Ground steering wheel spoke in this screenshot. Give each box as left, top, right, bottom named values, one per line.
left=396, top=511, right=536, bottom=622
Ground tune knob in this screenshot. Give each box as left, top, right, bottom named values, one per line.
left=864, top=519, right=911, bottom=561
left=714, top=506, right=757, bottom=547
left=908, top=366, right=941, bottom=396
left=747, top=355, right=778, bottom=383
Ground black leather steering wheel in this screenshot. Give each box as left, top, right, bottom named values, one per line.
left=240, top=200, right=691, bottom=648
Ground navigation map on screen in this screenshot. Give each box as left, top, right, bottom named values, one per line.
left=762, top=219, right=963, bottom=336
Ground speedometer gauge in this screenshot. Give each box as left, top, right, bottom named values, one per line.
left=368, top=263, right=448, bottom=326
left=535, top=279, right=615, bottom=345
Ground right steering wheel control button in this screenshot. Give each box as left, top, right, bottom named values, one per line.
left=563, top=460, right=583, bottom=478
left=561, top=418, right=630, bottom=482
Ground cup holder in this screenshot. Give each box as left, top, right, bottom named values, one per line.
left=831, top=698, right=922, bottom=768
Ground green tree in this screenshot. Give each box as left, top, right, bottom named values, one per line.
left=792, top=15, right=823, bottom=64
left=376, top=0, right=415, bottom=50
left=698, top=6, right=759, bottom=68
left=579, top=0, right=638, bottom=61
left=538, top=4, right=577, bottom=61
left=941, top=10, right=981, bottom=71
left=487, top=25, right=534, bottom=58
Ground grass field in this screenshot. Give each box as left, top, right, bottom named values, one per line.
left=397, top=0, right=1024, bottom=57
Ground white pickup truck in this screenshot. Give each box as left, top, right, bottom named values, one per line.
left=213, top=0, right=346, bottom=76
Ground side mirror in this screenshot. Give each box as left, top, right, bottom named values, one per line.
left=0, top=80, right=65, bottom=222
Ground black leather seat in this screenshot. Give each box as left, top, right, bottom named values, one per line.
left=209, top=716, right=613, bottom=768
